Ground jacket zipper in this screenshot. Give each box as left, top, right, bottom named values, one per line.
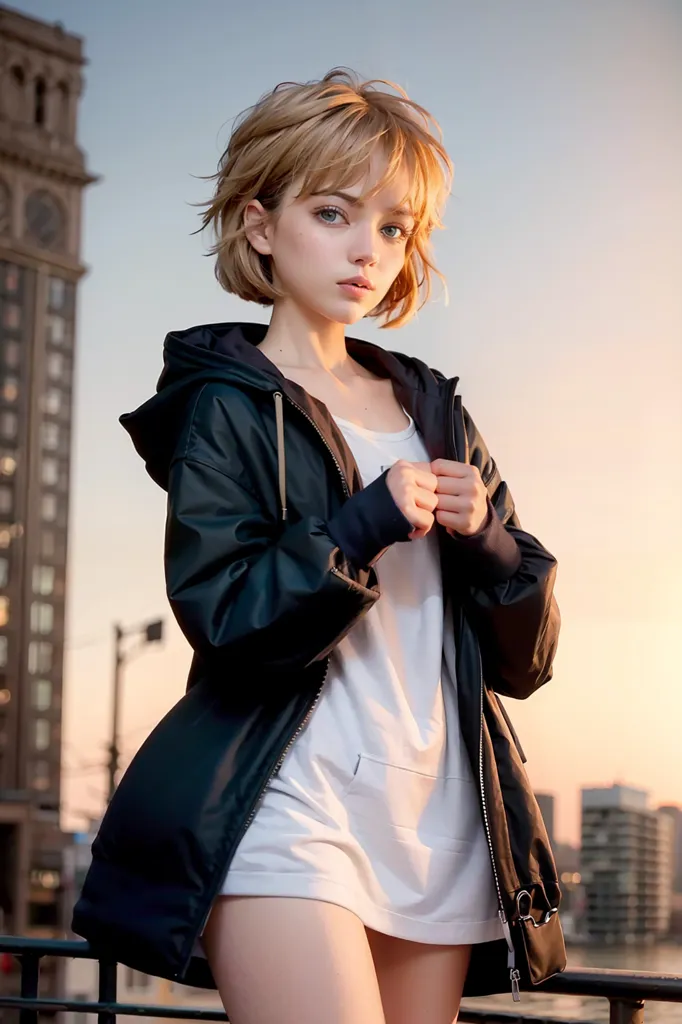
left=446, top=380, right=520, bottom=996
left=448, top=381, right=520, bottom=999
left=188, top=658, right=331, bottom=970
left=275, top=390, right=351, bottom=499
left=478, top=650, right=521, bottom=1002
left=240, top=656, right=331, bottom=832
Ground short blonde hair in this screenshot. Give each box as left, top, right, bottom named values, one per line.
left=199, top=68, right=453, bottom=329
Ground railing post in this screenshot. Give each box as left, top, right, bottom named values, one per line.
left=19, top=953, right=39, bottom=1024
left=98, top=958, right=118, bottom=1024
left=610, top=997, right=645, bottom=1024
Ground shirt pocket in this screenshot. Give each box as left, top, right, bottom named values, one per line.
left=343, top=753, right=481, bottom=853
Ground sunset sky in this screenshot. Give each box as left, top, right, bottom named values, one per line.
left=15, top=0, right=682, bottom=844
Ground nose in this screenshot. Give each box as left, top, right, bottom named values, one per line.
left=354, top=250, right=378, bottom=267
left=350, top=225, right=379, bottom=267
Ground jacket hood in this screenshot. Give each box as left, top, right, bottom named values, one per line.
left=120, top=321, right=444, bottom=490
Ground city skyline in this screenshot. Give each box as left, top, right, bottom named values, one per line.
left=5, top=0, right=680, bottom=845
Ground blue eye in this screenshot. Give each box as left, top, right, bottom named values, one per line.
left=317, top=206, right=344, bottom=224
left=382, top=224, right=406, bottom=240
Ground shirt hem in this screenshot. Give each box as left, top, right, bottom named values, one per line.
left=219, top=871, right=504, bottom=946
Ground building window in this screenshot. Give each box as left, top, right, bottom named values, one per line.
left=2, top=378, right=18, bottom=403
left=41, top=494, right=57, bottom=522
left=0, top=486, right=11, bottom=515
left=33, top=565, right=54, bottom=595
left=42, top=423, right=59, bottom=450
left=4, top=340, right=20, bottom=368
left=0, top=596, right=8, bottom=627
left=0, top=636, right=7, bottom=667
left=31, top=602, right=53, bottom=635
left=33, top=679, right=52, bottom=711
left=41, top=531, right=55, bottom=558
left=35, top=718, right=50, bottom=751
left=34, top=77, right=47, bottom=126
left=48, top=277, right=66, bottom=310
left=2, top=304, right=21, bottom=329
left=42, top=389, right=62, bottom=416
left=3, top=264, right=20, bottom=295
left=0, top=186, right=12, bottom=237
left=32, top=760, right=50, bottom=791
left=42, top=458, right=58, bottom=486
left=125, top=968, right=151, bottom=991
left=46, top=315, right=67, bottom=346
left=0, top=557, right=7, bottom=588
left=46, top=352, right=64, bottom=381
left=28, top=641, right=52, bottom=674
left=0, top=411, right=17, bottom=439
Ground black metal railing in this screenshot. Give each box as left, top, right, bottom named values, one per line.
left=1, top=936, right=681, bottom=1024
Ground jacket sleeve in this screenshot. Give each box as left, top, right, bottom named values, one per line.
left=165, top=452, right=413, bottom=675
left=445, top=406, right=561, bottom=700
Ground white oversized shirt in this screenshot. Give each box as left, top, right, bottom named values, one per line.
left=220, top=409, right=503, bottom=944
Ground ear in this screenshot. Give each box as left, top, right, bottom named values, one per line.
left=243, top=200, right=273, bottom=256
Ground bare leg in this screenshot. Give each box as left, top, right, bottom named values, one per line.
left=203, top=896, right=386, bottom=1024
left=366, top=928, right=471, bottom=1024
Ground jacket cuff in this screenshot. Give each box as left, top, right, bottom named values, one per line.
left=327, top=470, right=413, bottom=570
left=447, top=498, right=522, bottom=585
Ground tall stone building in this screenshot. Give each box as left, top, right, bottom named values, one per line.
left=0, top=5, right=96, bottom=941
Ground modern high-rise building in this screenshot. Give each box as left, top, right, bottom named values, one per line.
left=0, top=4, right=96, bottom=940
left=659, top=805, right=682, bottom=894
left=535, top=792, right=556, bottom=847
left=581, top=785, right=674, bottom=944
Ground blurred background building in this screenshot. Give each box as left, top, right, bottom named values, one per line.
left=580, top=785, right=675, bottom=945
left=535, top=791, right=556, bottom=847
left=0, top=1, right=95, bottom=960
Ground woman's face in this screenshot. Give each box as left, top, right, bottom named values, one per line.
left=247, top=153, right=416, bottom=326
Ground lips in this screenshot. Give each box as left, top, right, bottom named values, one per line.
left=338, top=277, right=375, bottom=291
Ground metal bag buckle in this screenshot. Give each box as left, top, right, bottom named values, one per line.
left=516, top=889, right=559, bottom=928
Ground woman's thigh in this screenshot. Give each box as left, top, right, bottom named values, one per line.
left=203, top=896, right=386, bottom=1024
left=366, top=928, right=471, bottom=1024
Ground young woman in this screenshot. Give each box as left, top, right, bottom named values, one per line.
left=73, top=69, right=565, bottom=1024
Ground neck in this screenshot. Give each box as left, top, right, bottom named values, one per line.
left=258, top=298, right=355, bottom=376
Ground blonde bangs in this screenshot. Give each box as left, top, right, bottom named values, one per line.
left=198, top=69, right=453, bottom=327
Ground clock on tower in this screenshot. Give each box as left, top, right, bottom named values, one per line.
left=24, top=190, right=65, bottom=250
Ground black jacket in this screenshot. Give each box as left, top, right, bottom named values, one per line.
left=72, top=322, right=565, bottom=999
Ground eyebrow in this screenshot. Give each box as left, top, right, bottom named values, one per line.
left=311, top=190, right=414, bottom=218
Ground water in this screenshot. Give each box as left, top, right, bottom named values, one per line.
left=460, top=944, right=682, bottom=1023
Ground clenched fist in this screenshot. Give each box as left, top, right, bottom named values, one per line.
left=430, top=459, right=489, bottom=537
left=385, top=460, right=438, bottom=540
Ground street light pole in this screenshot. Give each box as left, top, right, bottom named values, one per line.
left=106, top=618, right=164, bottom=804
left=107, top=624, right=124, bottom=804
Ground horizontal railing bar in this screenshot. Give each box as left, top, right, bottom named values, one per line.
left=460, top=1010, right=599, bottom=1024
left=0, top=996, right=592, bottom=1024
left=538, top=967, right=682, bottom=1002
left=1, top=936, right=682, bottom=1006
left=0, top=997, right=229, bottom=1020
left=0, top=936, right=96, bottom=958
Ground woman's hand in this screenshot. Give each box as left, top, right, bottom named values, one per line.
left=430, top=459, right=489, bottom=537
left=385, top=460, right=438, bottom=540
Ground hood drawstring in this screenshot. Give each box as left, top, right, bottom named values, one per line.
left=273, top=392, right=288, bottom=522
